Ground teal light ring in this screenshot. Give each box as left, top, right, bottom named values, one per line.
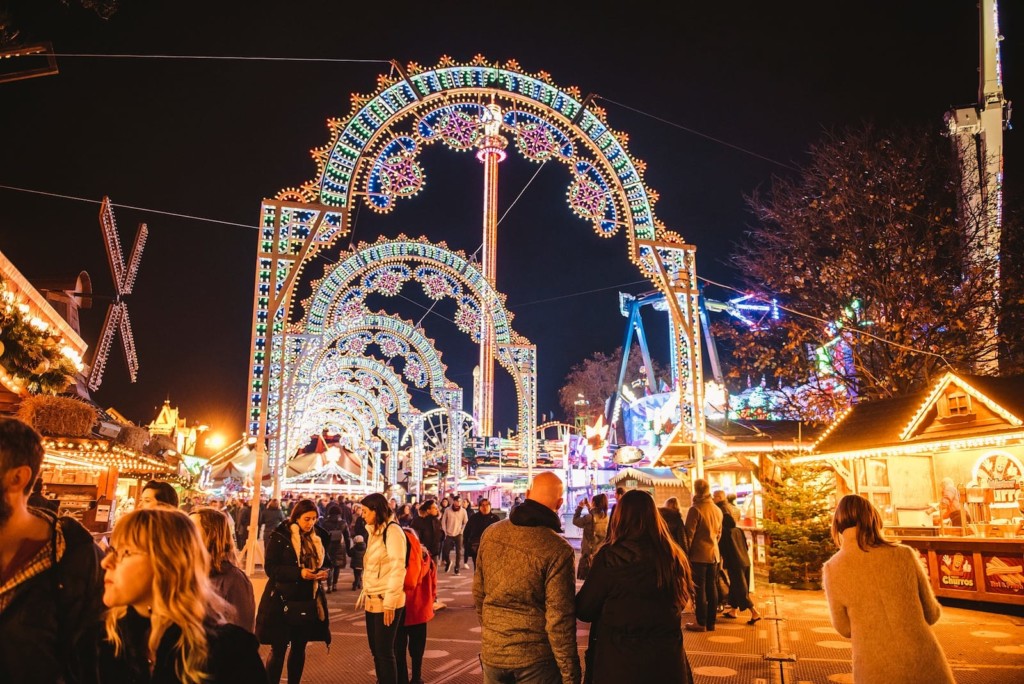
left=304, top=353, right=413, bottom=417
left=366, top=136, right=420, bottom=210
left=304, top=382, right=391, bottom=430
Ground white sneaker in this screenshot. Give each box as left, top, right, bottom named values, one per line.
left=433, top=601, right=447, bottom=610
left=463, top=563, right=469, bottom=569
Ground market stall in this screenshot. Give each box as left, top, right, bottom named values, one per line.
left=610, top=467, right=691, bottom=507
left=798, top=372, right=1024, bottom=605
left=41, top=436, right=175, bottom=533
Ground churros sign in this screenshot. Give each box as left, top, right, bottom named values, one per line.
left=938, top=552, right=976, bottom=590
left=982, top=554, right=1024, bottom=595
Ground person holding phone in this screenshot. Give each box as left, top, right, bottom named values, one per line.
left=256, top=498, right=332, bottom=684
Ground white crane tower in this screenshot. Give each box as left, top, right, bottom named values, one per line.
left=945, top=0, right=1011, bottom=374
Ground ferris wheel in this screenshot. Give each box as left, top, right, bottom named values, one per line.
left=401, top=408, right=477, bottom=463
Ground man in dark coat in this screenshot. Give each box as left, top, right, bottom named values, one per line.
left=411, top=499, right=443, bottom=564
left=0, top=418, right=105, bottom=684
left=463, top=497, right=500, bottom=570
left=658, top=496, right=688, bottom=553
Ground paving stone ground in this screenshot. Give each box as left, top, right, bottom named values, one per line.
left=253, top=553, right=1024, bottom=684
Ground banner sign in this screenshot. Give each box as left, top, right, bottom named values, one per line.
left=938, top=550, right=976, bottom=591
left=982, top=553, right=1024, bottom=596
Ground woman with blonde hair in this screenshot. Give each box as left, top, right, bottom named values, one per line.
left=576, top=489, right=695, bottom=683
left=98, top=507, right=265, bottom=683
left=190, top=506, right=256, bottom=632
left=823, top=495, right=954, bottom=683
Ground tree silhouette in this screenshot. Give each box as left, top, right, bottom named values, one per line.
left=714, top=122, right=1021, bottom=420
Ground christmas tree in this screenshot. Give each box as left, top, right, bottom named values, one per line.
left=762, top=459, right=836, bottom=588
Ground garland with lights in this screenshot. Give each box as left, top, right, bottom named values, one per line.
left=0, top=279, right=78, bottom=395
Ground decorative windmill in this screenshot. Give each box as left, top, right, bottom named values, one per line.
left=87, top=196, right=147, bottom=391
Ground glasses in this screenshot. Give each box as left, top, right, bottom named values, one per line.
left=104, top=545, right=148, bottom=566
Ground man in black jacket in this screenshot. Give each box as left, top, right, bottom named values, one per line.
left=463, top=498, right=500, bottom=570
left=411, top=499, right=442, bottom=564
left=0, top=418, right=104, bottom=683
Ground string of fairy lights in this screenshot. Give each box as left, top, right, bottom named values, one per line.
left=0, top=51, right=965, bottom=412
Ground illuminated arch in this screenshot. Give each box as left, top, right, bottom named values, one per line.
left=285, top=355, right=416, bottom=451
left=248, top=56, right=703, bottom=475
left=303, top=235, right=521, bottom=347
left=301, top=235, right=535, bottom=441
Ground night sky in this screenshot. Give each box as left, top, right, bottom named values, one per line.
left=1, top=0, right=1020, bottom=441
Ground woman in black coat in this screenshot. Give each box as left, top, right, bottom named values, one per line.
left=717, top=498, right=762, bottom=624
left=255, top=499, right=331, bottom=684
left=576, top=490, right=695, bottom=684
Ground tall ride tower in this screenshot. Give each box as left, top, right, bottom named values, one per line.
left=474, top=100, right=507, bottom=438
left=945, top=0, right=1011, bottom=373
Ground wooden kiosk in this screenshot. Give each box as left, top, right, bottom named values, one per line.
left=802, top=372, right=1024, bottom=606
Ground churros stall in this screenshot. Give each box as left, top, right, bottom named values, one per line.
left=797, top=372, right=1024, bottom=606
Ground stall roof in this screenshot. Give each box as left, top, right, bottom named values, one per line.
left=610, top=467, right=686, bottom=487
left=43, top=436, right=174, bottom=475
left=807, top=372, right=1024, bottom=460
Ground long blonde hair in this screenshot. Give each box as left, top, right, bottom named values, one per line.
left=191, top=507, right=238, bottom=572
left=105, top=508, right=227, bottom=684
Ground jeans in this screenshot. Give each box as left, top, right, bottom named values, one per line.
left=692, top=561, right=719, bottom=630
left=481, top=659, right=561, bottom=684
left=442, top=533, right=463, bottom=570
left=266, top=640, right=306, bottom=684
left=396, top=622, right=427, bottom=684
left=366, top=608, right=405, bottom=684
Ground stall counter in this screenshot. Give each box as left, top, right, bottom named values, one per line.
left=898, top=535, right=1024, bottom=606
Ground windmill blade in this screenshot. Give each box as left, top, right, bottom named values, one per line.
left=88, top=302, right=125, bottom=391
left=98, top=196, right=127, bottom=292
left=118, top=305, right=139, bottom=382
left=120, top=223, right=148, bottom=295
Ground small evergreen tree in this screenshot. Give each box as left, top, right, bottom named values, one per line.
left=762, top=459, right=836, bottom=588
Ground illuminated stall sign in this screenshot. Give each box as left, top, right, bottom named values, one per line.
left=938, top=551, right=977, bottom=591
left=982, top=554, right=1024, bottom=596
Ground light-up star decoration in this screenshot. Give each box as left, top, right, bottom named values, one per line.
left=584, top=414, right=609, bottom=463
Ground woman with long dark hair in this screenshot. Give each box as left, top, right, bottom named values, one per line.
left=358, top=492, right=408, bottom=684
left=255, top=498, right=331, bottom=684
left=823, top=495, right=954, bottom=683
left=575, top=489, right=695, bottom=683
left=98, top=507, right=265, bottom=683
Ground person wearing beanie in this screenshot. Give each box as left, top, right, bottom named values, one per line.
left=349, top=534, right=366, bottom=590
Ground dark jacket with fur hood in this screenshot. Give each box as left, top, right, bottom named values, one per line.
left=255, top=520, right=331, bottom=646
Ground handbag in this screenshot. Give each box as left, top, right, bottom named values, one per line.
left=282, top=597, right=318, bottom=627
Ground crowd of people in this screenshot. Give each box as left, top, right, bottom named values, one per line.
left=1, top=415, right=955, bottom=684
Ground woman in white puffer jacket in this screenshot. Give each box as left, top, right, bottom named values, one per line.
left=357, top=493, right=407, bottom=684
